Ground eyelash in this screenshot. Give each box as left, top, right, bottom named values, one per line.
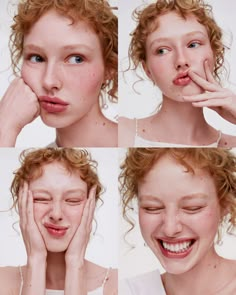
left=25, top=53, right=85, bottom=64
left=188, top=41, right=201, bottom=48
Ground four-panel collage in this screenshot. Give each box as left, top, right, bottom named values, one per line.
left=0, top=0, right=236, bottom=294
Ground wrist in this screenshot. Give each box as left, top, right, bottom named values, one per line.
left=0, top=126, right=19, bottom=146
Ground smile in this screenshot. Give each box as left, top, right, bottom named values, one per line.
left=158, top=239, right=196, bottom=258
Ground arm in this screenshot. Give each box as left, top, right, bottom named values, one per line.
left=19, top=182, right=47, bottom=295
left=64, top=186, right=97, bottom=295
left=104, top=269, right=118, bottom=295
left=0, top=78, right=40, bottom=146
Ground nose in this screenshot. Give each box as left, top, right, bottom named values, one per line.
left=174, top=48, right=190, bottom=70
left=42, top=62, right=62, bottom=92
left=49, top=202, right=63, bottom=222
left=161, top=211, right=183, bottom=237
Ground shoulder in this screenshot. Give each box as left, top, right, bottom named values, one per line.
left=85, top=260, right=117, bottom=294
left=218, top=133, right=236, bottom=147
left=118, top=117, right=136, bottom=147
left=0, top=266, right=21, bottom=294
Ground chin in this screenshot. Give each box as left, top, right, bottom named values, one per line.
left=45, top=242, right=68, bottom=253
left=40, top=113, right=74, bottom=129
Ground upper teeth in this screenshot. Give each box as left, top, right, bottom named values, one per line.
left=162, top=241, right=191, bottom=253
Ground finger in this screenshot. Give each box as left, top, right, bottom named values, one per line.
left=183, top=91, right=226, bottom=102
left=188, top=70, right=220, bottom=92
left=19, top=182, right=28, bottom=228
left=204, top=60, right=218, bottom=85
left=27, top=190, right=35, bottom=226
left=192, top=98, right=230, bottom=108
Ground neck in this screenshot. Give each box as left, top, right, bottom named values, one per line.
left=154, top=96, right=216, bottom=145
left=163, top=249, right=229, bottom=295
left=55, top=102, right=117, bottom=147
left=46, top=252, right=66, bottom=290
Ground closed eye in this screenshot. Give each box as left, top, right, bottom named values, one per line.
left=183, top=206, right=204, bottom=213
left=66, top=199, right=84, bottom=205
left=33, top=197, right=50, bottom=203
left=142, top=207, right=163, bottom=214
left=67, top=55, right=84, bottom=64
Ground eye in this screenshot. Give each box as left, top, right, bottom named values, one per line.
left=66, top=198, right=83, bottom=205
left=67, top=55, right=84, bottom=64
left=188, top=42, right=201, bottom=49
left=142, top=207, right=163, bottom=214
left=33, top=197, right=50, bottom=204
left=28, top=54, right=44, bottom=63
left=183, top=206, right=203, bottom=213
left=156, top=48, right=170, bottom=55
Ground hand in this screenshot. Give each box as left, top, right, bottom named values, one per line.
left=65, top=186, right=97, bottom=268
left=19, top=182, right=47, bottom=260
left=0, top=78, right=40, bottom=142
left=183, top=60, right=236, bottom=124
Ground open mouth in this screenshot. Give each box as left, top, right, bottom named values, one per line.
left=158, top=239, right=196, bottom=257
left=173, top=73, right=191, bottom=86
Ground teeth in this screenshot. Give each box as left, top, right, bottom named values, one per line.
left=162, top=241, right=192, bottom=253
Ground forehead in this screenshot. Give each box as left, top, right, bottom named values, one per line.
left=146, top=11, right=209, bottom=45
left=138, top=154, right=216, bottom=201
left=23, top=9, right=101, bottom=48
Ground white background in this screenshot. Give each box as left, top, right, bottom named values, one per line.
left=119, top=148, right=236, bottom=279
left=0, top=148, right=119, bottom=268
left=119, top=0, right=236, bottom=136
left=0, top=0, right=118, bottom=147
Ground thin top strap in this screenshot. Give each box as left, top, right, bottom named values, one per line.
left=19, top=265, right=23, bottom=295
left=135, top=118, right=138, bottom=136
left=102, top=267, right=111, bottom=287
left=216, top=130, right=222, bottom=146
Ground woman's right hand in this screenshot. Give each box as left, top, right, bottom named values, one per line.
left=19, top=182, right=47, bottom=260
left=0, top=78, right=40, bottom=146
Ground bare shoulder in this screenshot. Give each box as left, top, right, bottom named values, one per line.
left=85, top=260, right=117, bottom=295
left=118, top=117, right=136, bottom=147
left=0, top=266, right=21, bottom=294
left=219, top=133, right=236, bottom=147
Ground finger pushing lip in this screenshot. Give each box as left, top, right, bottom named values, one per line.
left=39, top=96, right=69, bottom=113
left=44, top=223, right=68, bottom=238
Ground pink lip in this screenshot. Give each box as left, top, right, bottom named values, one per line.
left=173, top=71, right=191, bottom=86
left=39, top=96, right=69, bottom=113
left=44, top=223, right=68, bottom=238
left=157, top=238, right=195, bottom=259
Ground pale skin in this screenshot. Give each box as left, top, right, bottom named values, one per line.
left=0, top=182, right=117, bottom=295
left=119, top=12, right=236, bottom=147
left=138, top=155, right=236, bottom=295
left=0, top=9, right=117, bottom=147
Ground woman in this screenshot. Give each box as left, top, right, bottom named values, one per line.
left=0, top=148, right=117, bottom=294
left=0, top=0, right=118, bottom=147
left=120, top=148, right=236, bottom=294
left=119, top=0, right=236, bottom=147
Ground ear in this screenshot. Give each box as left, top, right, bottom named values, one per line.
left=142, top=60, right=153, bottom=81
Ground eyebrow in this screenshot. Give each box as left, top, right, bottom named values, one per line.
left=150, top=30, right=208, bottom=48
left=32, top=188, right=86, bottom=195
left=138, top=193, right=208, bottom=203
left=23, top=43, right=93, bottom=53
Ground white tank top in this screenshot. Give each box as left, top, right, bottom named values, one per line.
left=134, top=119, right=222, bottom=147
left=19, top=266, right=110, bottom=295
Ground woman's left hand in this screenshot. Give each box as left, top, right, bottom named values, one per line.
left=183, top=60, right=236, bottom=124
left=65, top=185, right=97, bottom=268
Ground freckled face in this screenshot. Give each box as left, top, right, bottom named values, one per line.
left=21, top=10, right=105, bottom=129
left=138, top=155, right=221, bottom=274
left=29, top=162, right=88, bottom=252
left=144, top=12, right=214, bottom=101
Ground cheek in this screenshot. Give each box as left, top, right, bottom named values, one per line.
left=21, top=64, right=38, bottom=91
left=139, top=210, right=160, bottom=240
